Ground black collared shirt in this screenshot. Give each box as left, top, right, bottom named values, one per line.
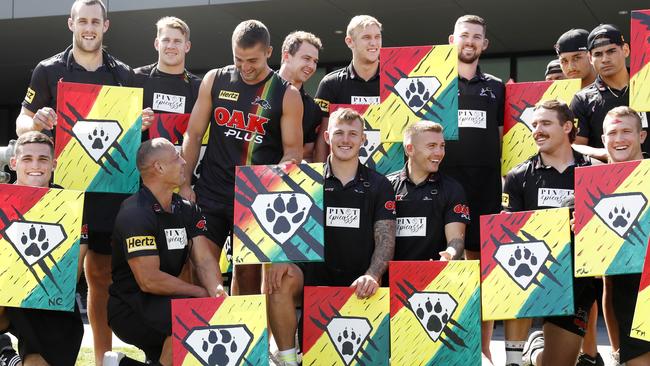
left=314, top=62, right=380, bottom=116
left=570, top=75, right=650, bottom=153
left=503, top=150, right=592, bottom=212
left=134, top=63, right=201, bottom=114
left=110, top=186, right=207, bottom=296
left=388, top=165, right=470, bottom=260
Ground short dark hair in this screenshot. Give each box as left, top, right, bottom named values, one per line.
left=232, top=20, right=270, bottom=49
left=534, top=99, right=577, bottom=143
left=15, top=131, right=55, bottom=157
left=281, top=31, right=322, bottom=58
left=455, top=15, right=486, bottom=35
left=71, top=0, right=108, bottom=21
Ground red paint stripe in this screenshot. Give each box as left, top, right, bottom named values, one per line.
left=171, top=297, right=224, bottom=366
left=303, top=286, right=355, bottom=353
left=380, top=46, right=437, bottom=101
left=389, top=261, right=447, bottom=317
left=480, top=211, right=535, bottom=281
left=574, top=161, right=641, bottom=235
left=0, top=185, right=49, bottom=232
left=630, top=10, right=650, bottom=78
left=639, top=239, right=650, bottom=292
left=55, top=81, right=103, bottom=158
left=503, top=81, right=551, bottom=134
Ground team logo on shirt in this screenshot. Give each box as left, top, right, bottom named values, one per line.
left=24, top=87, right=36, bottom=104
left=153, top=92, right=186, bottom=114
left=396, top=217, right=427, bottom=237
left=537, top=188, right=573, bottom=208
left=214, top=107, right=267, bottom=144
left=182, top=324, right=253, bottom=366
left=125, top=236, right=157, bottom=253
left=590, top=192, right=648, bottom=241
left=453, top=204, right=470, bottom=220
left=251, top=96, right=271, bottom=110
left=164, top=228, right=187, bottom=250
left=479, top=87, right=496, bottom=99
left=250, top=193, right=312, bottom=244
left=326, top=207, right=361, bottom=228
left=314, top=98, right=329, bottom=113
left=218, top=90, right=240, bottom=101
left=392, top=77, right=441, bottom=114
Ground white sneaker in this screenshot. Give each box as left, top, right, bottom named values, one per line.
left=103, top=351, right=125, bottom=366
left=522, top=330, right=544, bottom=366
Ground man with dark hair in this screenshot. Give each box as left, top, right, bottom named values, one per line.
left=13, top=1, right=137, bottom=363
left=313, top=15, right=382, bottom=162
left=106, top=138, right=224, bottom=366
left=180, top=20, right=303, bottom=296
left=444, top=14, right=505, bottom=362
left=545, top=59, right=564, bottom=81
left=0, top=131, right=84, bottom=366
left=555, top=29, right=596, bottom=88
left=503, top=100, right=597, bottom=366
left=278, top=31, right=323, bottom=161
left=264, top=108, right=396, bottom=366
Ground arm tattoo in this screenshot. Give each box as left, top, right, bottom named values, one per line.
left=366, top=220, right=396, bottom=280
left=447, top=238, right=465, bottom=260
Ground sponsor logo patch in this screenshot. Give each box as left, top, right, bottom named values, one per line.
left=326, top=207, right=360, bottom=228
left=126, top=236, right=157, bottom=253
left=458, top=109, right=487, bottom=129
left=153, top=93, right=186, bottom=114
left=218, top=90, right=239, bottom=101
left=164, top=228, right=187, bottom=250
left=351, top=96, right=380, bottom=105
left=502, top=193, right=510, bottom=208
left=396, top=217, right=427, bottom=237
left=453, top=204, right=470, bottom=220
left=24, top=87, right=36, bottom=104
left=314, top=98, right=329, bottom=113
left=537, top=188, right=573, bottom=208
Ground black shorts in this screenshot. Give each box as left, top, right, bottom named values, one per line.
left=6, top=305, right=83, bottom=365
left=545, top=277, right=597, bottom=337
left=202, top=209, right=233, bottom=249
left=300, top=262, right=362, bottom=287
left=441, top=166, right=501, bottom=252
left=108, top=292, right=178, bottom=361
left=612, top=274, right=650, bottom=362
left=84, top=192, right=128, bottom=254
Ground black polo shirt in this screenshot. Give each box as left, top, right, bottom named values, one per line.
left=314, top=62, right=380, bottom=116
left=570, top=75, right=650, bottom=153
left=442, top=68, right=505, bottom=167
left=503, top=150, right=592, bottom=212
left=133, top=63, right=201, bottom=114
left=110, top=186, right=207, bottom=296
left=387, top=165, right=470, bottom=260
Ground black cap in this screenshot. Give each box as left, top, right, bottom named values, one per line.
left=588, top=24, right=625, bottom=51
left=555, top=29, right=589, bottom=54
left=545, top=59, right=563, bottom=77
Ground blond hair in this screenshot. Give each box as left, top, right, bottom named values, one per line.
left=403, top=121, right=444, bottom=146
left=156, top=16, right=190, bottom=40
left=346, top=15, right=382, bottom=38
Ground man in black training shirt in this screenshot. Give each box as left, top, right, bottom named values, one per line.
left=135, top=16, right=201, bottom=139
left=180, top=20, right=303, bottom=295
left=278, top=31, right=323, bottom=162
left=13, top=1, right=137, bottom=364
left=571, top=24, right=650, bottom=161
left=388, top=121, right=468, bottom=262
left=313, top=15, right=382, bottom=162
left=264, top=108, right=396, bottom=366
left=106, top=138, right=224, bottom=366
left=500, top=100, right=595, bottom=366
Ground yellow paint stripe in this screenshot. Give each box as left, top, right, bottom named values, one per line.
left=631, top=286, right=650, bottom=342
left=631, top=61, right=650, bottom=111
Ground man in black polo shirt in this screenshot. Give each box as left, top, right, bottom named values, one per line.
left=443, top=14, right=505, bottom=361
left=555, top=29, right=596, bottom=88
left=278, top=31, right=323, bottom=162
left=264, top=108, right=396, bottom=366
left=13, top=1, right=136, bottom=364
left=313, top=15, right=382, bottom=162
left=571, top=24, right=650, bottom=161
left=388, top=120, right=468, bottom=261
left=503, top=100, right=595, bottom=366
left=136, top=16, right=201, bottom=139
left=106, top=138, right=224, bottom=366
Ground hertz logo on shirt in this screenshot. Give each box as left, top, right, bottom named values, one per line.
left=314, top=98, right=329, bottom=113
left=126, top=236, right=157, bottom=253
left=218, top=90, right=239, bottom=101
left=24, top=87, right=36, bottom=104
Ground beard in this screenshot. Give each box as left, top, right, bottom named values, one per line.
left=458, top=47, right=481, bottom=64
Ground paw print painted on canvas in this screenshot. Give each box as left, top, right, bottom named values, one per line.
left=379, top=45, right=458, bottom=142
left=303, top=287, right=389, bottom=366
left=480, top=208, right=573, bottom=320
left=574, top=160, right=650, bottom=276
left=389, top=261, right=481, bottom=366
left=172, top=295, right=268, bottom=366
left=233, top=163, right=324, bottom=264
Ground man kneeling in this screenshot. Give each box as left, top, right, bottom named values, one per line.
left=106, top=138, right=225, bottom=366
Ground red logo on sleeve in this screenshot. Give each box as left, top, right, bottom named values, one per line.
left=196, top=219, right=207, bottom=230
left=453, top=204, right=471, bottom=219
left=385, top=200, right=396, bottom=211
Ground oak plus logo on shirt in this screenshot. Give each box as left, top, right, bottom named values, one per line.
left=537, top=188, right=573, bottom=208
left=326, top=207, right=360, bottom=228
left=396, top=217, right=427, bottom=237
left=214, top=107, right=268, bottom=144
left=153, top=92, right=186, bottom=114
left=458, top=109, right=487, bottom=129
left=164, top=228, right=188, bottom=250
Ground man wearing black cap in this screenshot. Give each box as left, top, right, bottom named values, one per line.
left=570, top=24, right=650, bottom=161
left=555, top=29, right=596, bottom=88
left=545, top=59, right=564, bottom=81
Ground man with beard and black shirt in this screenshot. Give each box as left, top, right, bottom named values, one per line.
left=444, top=14, right=504, bottom=362
left=13, top=1, right=140, bottom=364
left=278, top=31, right=323, bottom=162
left=136, top=17, right=201, bottom=140
left=501, top=100, right=596, bottom=366
left=180, top=20, right=303, bottom=296
left=313, top=15, right=382, bottom=162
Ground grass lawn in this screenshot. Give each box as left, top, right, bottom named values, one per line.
left=76, top=346, right=144, bottom=365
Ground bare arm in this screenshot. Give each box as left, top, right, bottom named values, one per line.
left=313, top=117, right=330, bottom=162
left=440, top=222, right=465, bottom=260
left=366, top=219, right=396, bottom=280
left=128, top=255, right=208, bottom=298
left=571, top=139, right=608, bottom=162
left=279, top=85, right=303, bottom=163
left=190, top=236, right=226, bottom=297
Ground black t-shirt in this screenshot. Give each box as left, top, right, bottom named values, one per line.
left=194, top=66, right=289, bottom=213
left=388, top=166, right=470, bottom=260
left=314, top=62, right=380, bottom=116
left=570, top=75, right=650, bottom=153
left=442, top=68, right=505, bottom=167
left=503, top=150, right=592, bottom=212
left=300, top=86, right=323, bottom=144
left=110, top=186, right=207, bottom=296
left=133, top=63, right=201, bottom=114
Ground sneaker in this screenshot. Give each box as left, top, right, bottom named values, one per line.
left=522, top=330, right=544, bottom=366
left=0, top=335, right=20, bottom=366
left=609, top=350, right=621, bottom=366
left=576, top=352, right=605, bottom=366
left=103, top=351, right=125, bottom=366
